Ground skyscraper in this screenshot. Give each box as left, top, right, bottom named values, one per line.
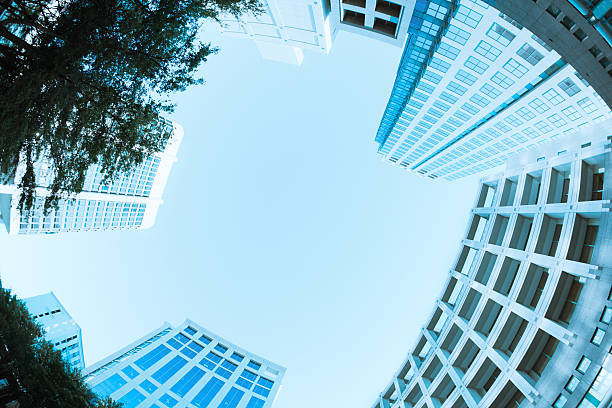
left=23, top=292, right=85, bottom=371
left=0, top=120, right=183, bottom=235
left=375, top=0, right=611, bottom=180
left=219, top=0, right=335, bottom=65
left=480, top=0, right=612, bottom=108
left=83, top=320, right=285, bottom=408
left=370, top=119, right=612, bottom=408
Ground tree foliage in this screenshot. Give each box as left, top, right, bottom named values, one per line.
left=0, top=0, right=260, bottom=210
left=0, top=281, right=118, bottom=407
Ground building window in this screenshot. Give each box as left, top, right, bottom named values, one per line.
left=461, top=103, right=480, bottom=115
left=516, top=107, right=535, bottom=120
left=553, top=394, right=568, bottom=408
left=247, top=360, right=261, bottom=371
left=542, top=88, right=565, bottom=105
left=565, top=376, right=580, bottom=393
left=562, top=106, right=582, bottom=120
left=422, top=70, right=442, bottom=84
left=455, top=69, right=477, bottom=86
left=191, top=377, right=225, bottom=407
left=558, top=78, right=581, bottom=96
left=480, top=83, right=501, bottom=98
left=486, top=23, right=516, bottom=46
left=548, top=114, right=567, bottom=127
left=474, top=40, right=502, bottom=61
left=455, top=5, right=483, bottom=28
left=117, top=389, right=146, bottom=407
left=446, top=25, right=470, bottom=45
left=447, top=81, right=467, bottom=95
left=439, top=91, right=458, bottom=104
left=600, top=306, right=612, bottom=324
left=159, top=393, right=178, bottom=407
left=464, top=56, right=489, bottom=74
left=429, top=57, right=451, bottom=73
left=516, top=43, right=544, bottom=65
left=503, top=58, right=528, bottom=78
left=591, top=328, right=605, bottom=346
left=577, top=97, right=597, bottom=113
left=491, top=71, right=514, bottom=89
left=214, top=343, right=228, bottom=354
left=470, top=94, right=490, bottom=108
left=529, top=98, right=550, bottom=113
left=437, top=42, right=460, bottom=60
left=576, top=356, right=591, bottom=374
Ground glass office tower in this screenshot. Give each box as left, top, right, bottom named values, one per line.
left=375, top=0, right=611, bottom=181
left=23, top=292, right=85, bottom=371
left=0, top=120, right=183, bottom=235
left=83, top=320, right=285, bottom=408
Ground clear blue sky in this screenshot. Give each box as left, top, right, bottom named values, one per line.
left=0, top=24, right=479, bottom=408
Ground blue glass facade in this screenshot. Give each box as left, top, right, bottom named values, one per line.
left=375, top=0, right=457, bottom=148
left=84, top=321, right=285, bottom=408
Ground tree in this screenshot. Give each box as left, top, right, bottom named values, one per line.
left=0, top=0, right=260, bottom=211
left=0, top=281, right=119, bottom=407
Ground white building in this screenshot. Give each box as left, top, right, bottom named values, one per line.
left=219, top=1, right=414, bottom=66
left=371, top=120, right=612, bottom=408
left=0, top=120, right=183, bottom=235
left=83, top=319, right=285, bottom=408
left=219, top=0, right=335, bottom=65
left=23, top=292, right=85, bottom=371
left=375, top=0, right=612, bottom=181
left=330, top=0, right=414, bottom=46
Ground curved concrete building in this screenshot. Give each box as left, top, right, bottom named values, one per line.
left=482, top=0, right=612, bottom=109
left=371, top=120, right=612, bottom=408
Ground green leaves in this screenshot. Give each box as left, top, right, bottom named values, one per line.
left=0, top=0, right=261, bottom=210
left=0, top=282, right=101, bottom=407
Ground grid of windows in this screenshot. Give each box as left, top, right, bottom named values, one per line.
left=373, top=145, right=612, bottom=408
left=375, top=1, right=610, bottom=181
left=87, top=323, right=285, bottom=408
left=19, top=199, right=147, bottom=234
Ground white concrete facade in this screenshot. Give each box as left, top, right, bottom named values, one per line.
left=0, top=121, right=183, bottom=235
left=23, top=292, right=85, bottom=371
left=83, top=320, right=285, bottom=408
left=370, top=121, right=612, bottom=408
left=330, top=0, right=415, bottom=46
left=219, top=0, right=335, bottom=65
left=482, top=0, right=612, bottom=109
left=376, top=0, right=612, bottom=181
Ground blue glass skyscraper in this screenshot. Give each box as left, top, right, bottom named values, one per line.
left=83, top=320, right=285, bottom=408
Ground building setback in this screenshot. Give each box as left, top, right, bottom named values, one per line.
left=375, top=0, right=611, bottom=181
left=23, top=293, right=85, bottom=371
left=219, top=0, right=335, bottom=65
left=83, top=320, right=285, bottom=408
left=0, top=119, right=183, bottom=235
left=219, top=1, right=413, bottom=66
left=370, top=119, right=612, bottom=408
